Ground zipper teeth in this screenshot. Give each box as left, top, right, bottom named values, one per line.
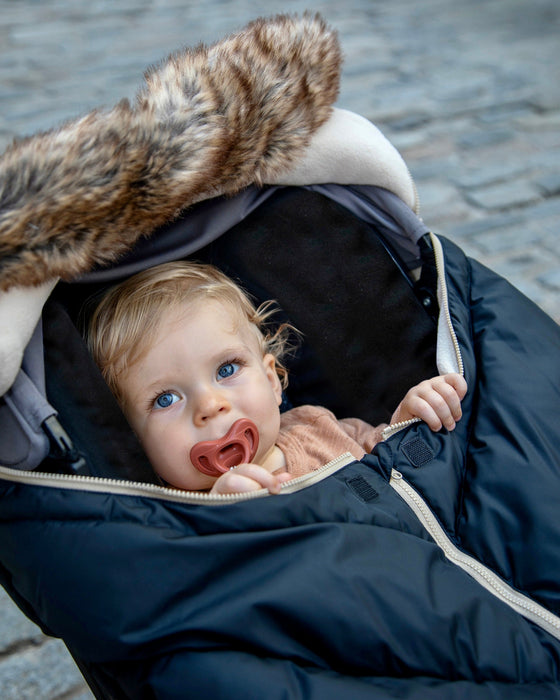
left=0, top=453, right=355, bottom=505
left=430, top=231, right=464, bottom=377
left=381, top=417, right=420, bottom=440
left=0, top=465, right=244, bottom=505
left=278, top=452, right=356, bottom=492
left=390, top=469, right=560, bottom=640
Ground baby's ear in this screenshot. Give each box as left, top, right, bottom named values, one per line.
left=263, top=354, right=283, bottom=405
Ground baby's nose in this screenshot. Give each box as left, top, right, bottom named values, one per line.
left=194, top=388, right=230, bottom=424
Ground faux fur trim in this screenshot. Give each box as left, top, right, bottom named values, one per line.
left=0, top=13, right=340, bottom=291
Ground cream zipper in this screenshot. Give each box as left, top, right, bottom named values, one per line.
left=430, top=231, right=464, bottom=377
left=390, top=468, right=560, bottom=641
left=275, top=452, right=356, bottom=494
left=382, top=417, right=421, bottom=440
left=0, top=453, right=355, bottom=506
left=381, top=231, right=464, bottom=441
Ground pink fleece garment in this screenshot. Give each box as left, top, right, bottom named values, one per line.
left=275, top=405, right=387, bottom=478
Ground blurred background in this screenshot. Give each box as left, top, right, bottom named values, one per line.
left=1, top=1, right=559, bottom=697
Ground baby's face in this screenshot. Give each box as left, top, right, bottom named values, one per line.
left=118, top=299, right=283, bottom=490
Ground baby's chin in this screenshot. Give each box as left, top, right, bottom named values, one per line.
left=256, top=444, right=286, bottom=473
left=155, top=465, right=216, bottom=492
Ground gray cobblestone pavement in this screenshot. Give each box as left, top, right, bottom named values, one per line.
left=1, top=1, right=559, bottom=698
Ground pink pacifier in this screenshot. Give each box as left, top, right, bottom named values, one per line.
left=190, top=418, right=260, bottom=477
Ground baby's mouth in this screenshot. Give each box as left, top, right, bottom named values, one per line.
left=190, top=419, right=259, bottom=477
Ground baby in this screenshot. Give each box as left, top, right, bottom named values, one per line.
left=87, top=261, right=467, bottom=494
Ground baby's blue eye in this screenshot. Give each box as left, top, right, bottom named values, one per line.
left=154, top=392, right=179, bottom=409
left=217, top=362, right=239, bottom=379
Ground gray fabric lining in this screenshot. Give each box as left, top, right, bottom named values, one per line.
left=77, top=187, right=278, bottom=283
left=76, top=185, right=429, bottom=284
left=0, top=322, right=55, bottom=469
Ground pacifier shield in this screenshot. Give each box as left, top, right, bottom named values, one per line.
left=190, top=419, right=259, bottom=477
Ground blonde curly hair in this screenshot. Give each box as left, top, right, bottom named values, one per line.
left=86, top=261, right=297, bottom=405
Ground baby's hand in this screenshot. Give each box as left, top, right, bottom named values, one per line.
left=210, top=463, right=291, bottom=495
left=391, top=373, right=467, bottom=432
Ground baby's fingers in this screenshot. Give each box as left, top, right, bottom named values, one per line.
left=442, top=373, right=468, bottom=402
left=422, top=374, right=467, bottom=430
left=211, top=464, right=288, bottom=495
left=406, top=394, right=451, bottom=431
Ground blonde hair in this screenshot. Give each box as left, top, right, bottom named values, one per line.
left=86, top=261, right=297, bottom=405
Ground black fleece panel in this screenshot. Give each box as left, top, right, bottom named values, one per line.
left=194, top=187, right=438, bottom=425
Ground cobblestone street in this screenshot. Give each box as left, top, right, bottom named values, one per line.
left=1, top=0, right=559, bottom=697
